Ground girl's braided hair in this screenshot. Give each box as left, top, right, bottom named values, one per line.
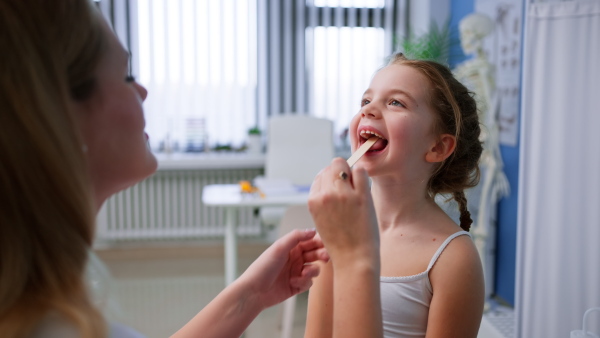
left=388, top=53, right=483, bottom=231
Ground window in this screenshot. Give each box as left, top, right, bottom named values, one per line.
left=102, top=0, right=258, bottom=151
left=273, top=0, right=404, bottom=147
left=309, top=24, right=386, bottom=146
left=101, top=0, right=405, bottom=151
left=139, top=0, right=258, bottom=151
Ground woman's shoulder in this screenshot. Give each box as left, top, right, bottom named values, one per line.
left=109, top=322, right=147, bottom=338
left=29, top=315, right=78, bottom=338
left=29, top=312, right=145, bottom=338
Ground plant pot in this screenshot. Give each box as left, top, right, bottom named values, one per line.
left=247, top=134, right=262, bottom=154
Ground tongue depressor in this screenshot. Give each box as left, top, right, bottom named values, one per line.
left=346, top=137, right=378, bottom=168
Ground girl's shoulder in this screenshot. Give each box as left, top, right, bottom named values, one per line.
left=429, top=229, right=478, bottom=267
left=427, top=229, right=483, bottom=290
left=424, top=229, right=485, bottom=336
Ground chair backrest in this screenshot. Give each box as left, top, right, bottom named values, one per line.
left=265, top=115, right=334, bottom=186
left=278, top=205, right=315, bottom=237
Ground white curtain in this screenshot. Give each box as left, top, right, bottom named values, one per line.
left=516, top=1, right=600, bottom=337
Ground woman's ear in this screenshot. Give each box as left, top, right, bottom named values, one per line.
left=425, top=134, right=456, bottom=163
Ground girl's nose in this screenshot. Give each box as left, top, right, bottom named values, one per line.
left=361, top=104, right=380, bottom=119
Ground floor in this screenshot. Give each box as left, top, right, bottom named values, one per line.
left=94, top=239, right=308, bottom=338
left=95, top=239, right=514, bottom=338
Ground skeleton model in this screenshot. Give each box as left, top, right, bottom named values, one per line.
left=453, top=13, right=510, bottom=308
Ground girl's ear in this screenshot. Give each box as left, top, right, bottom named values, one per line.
left=425, top=134, right=456, bottom=163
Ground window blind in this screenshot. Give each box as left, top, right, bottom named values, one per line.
left=262, top=0, right=406, bottom=147
left=101, top=0, right=406, bottom=151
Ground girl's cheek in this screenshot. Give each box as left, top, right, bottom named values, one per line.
left=349, top=113, right=361, bottom=150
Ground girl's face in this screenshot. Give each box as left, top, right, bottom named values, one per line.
left=76, top=22, right=157, bottom=208
left=349, top=64, right=440, bottom=180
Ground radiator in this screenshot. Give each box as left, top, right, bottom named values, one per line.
left=96, top=168, right=264, bottom=241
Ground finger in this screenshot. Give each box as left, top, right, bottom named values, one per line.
left=290, top=267, right=319, bottom=286
left=302, top=247, right=330, bottom=263
left=309, top=167, right=324, bottom=197
left=313, top=232, right=322, bottom=242
left=289, top=277, right=313, bottom=294
left=298, top=240, right=327, bottom=262
left=329, top=158, right=353, bottom=190
left=273, top=229, right=317, bottom=255
left=301, top=264, right=321, bottom=279
left=314, top=161, right=335, bottom=191
left=351, top=166, right=370, bottom=194
left=290, top=265, right=321, bottom=291
left=297, top=236, right=325, bottom=252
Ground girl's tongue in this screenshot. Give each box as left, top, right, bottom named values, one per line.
left=368, top=138, right=387, bottom=151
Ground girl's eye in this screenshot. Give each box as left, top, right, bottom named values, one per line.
left=125, top=75, right=136, bottom=83
left=361, top=99, right=370, bottom=107
left=390, top=99, right=405, bottom=108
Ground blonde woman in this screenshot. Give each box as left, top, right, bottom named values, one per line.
left=0, top=1, right=328, bottom=337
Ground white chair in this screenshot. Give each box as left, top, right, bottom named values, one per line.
left=258, top=115, right=333, bottom=338
left=277, top=205, right=316, bottom=338
left=258, top=115, right=334, bottom=229
left=265, top=114, right=334, bottom=185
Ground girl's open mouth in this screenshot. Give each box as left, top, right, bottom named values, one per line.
left=359, top=130, right=388, bottom=152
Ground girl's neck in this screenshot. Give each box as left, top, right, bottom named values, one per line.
left=371, top=177, right=435, bottom=230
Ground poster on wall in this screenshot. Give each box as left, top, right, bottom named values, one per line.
left=476, top=0, right=523, bottom=147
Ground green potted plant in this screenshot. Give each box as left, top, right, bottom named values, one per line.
left=394, top=20, right=457, bottom=65
left=248, top=126, right=261, bottom=136
left=247, top=126, right=262, bottom=154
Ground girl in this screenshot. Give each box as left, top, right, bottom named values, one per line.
left=307, top=53, right=485, bottom=338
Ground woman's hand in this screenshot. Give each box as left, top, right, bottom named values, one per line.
left=173, top=229, right=328, bottom=338
left=308, top=158, right=379, bottom=266
left=237, top=228, right=329, bottom=309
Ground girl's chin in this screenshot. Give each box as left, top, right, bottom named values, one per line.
left=147, top=153, right=158, bottom=172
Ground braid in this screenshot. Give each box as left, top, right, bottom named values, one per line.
left=453, top=191, right=472, bottom=231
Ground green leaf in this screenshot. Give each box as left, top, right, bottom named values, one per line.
left=394, top=20, right=457, bottom=65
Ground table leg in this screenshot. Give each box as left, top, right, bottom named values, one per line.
left=224, top=207, right=238, bottom=285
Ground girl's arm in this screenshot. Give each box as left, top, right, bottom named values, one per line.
left=305, top=248, right=382, bottom=338
left=425, top=235, right=485, bottom=338
left=304, top=260, right=334, bottom=338
left=330, top=253, right=381, bottom=338
left=308, top=158, right=383, bottom=338
left=171, top=229, right=328, bottom=338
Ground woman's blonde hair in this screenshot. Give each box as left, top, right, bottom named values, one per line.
left=0, top=0, right=108, bottom=336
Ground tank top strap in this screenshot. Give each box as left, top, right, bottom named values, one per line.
left=426, top=230, right=471, bottom=271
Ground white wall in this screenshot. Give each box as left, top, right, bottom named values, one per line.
left=409, top=0, right=450, bottom=35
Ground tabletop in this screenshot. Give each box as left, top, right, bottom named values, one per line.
left=202, top=184, right=310, bottom=207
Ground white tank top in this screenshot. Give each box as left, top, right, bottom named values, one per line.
left=380, top=230, right=471, bottom=338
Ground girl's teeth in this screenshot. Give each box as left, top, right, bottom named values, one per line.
left=361, top=130, right=384, bottom=139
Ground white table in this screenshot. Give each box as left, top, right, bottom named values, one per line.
left=202, top=184, right=309, bottom=285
